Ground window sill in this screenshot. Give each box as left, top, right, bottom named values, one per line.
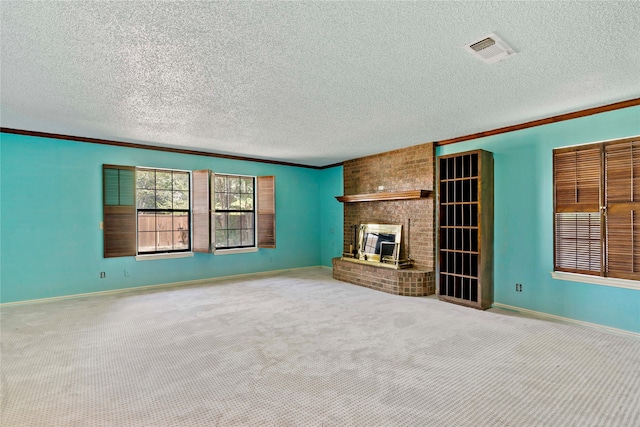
left=214, top=247, right=259, bottom=255
left=136, top=252, right=194, bottom=261
left=551, top=271, right=640, bottom=291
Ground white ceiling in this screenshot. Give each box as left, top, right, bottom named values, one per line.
left=2, top=1, right=639, bottom=167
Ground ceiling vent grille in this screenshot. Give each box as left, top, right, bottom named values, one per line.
left=464, top=33, right=516, bottom=64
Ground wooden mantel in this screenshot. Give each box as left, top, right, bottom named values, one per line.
left=335, top=190, right=431, bottom=203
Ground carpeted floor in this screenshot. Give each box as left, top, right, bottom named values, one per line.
left=1, top=267, right=639, bottom=426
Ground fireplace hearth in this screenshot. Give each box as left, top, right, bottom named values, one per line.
left=332, top=257, right=435, bottom=296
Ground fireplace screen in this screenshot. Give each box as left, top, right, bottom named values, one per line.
left=357, top=223, right=402, bottom=263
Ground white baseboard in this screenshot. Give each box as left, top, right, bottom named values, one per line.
left=492, top=302, right=640, bottom=339
left=0, top=266, right=328, bottom=307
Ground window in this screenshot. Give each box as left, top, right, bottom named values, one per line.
left=103, top=165, right=191, bottom=257
left=104, top=165, right=275, bottom=258
left=136, top=168, right=191, bottom=254
left=553, top=137, right=640, bottom=280
left=213, top=174, right=255, bottom=249
left=191, top=170, right=275, bottom=253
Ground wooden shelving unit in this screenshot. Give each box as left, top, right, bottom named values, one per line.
left=438, top=150, right=493, bottom=309
left=336, top=190, right=430, bottom=203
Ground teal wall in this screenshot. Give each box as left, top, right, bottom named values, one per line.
left=2, top=106, right=639, bottom=334
left=437, top=106, right=640, bottom=333
left=318, top=166, right=344, bottom=267
left=0, top=133, right=344, bottom=303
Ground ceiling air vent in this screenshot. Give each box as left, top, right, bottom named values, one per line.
left=464, top=33, right=516, bottom=64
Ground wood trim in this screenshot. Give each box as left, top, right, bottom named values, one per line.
left=103, top=205, right=135, bottom=215
left=607, top=202, right=640, bottom=214
left=3, top=98, right=638, bottom=167
left=436, top=98, right=640, bottom=147
left=0, top=127, right=324, bottom=170
left=493, top=301, right=640, bottom=338
left=319, top=161, right=345, bottom=169
left=555, top=204, right=600, bottom=213
left=336, top=190, right=430, bottom=203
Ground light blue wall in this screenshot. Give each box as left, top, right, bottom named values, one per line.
left=437, top=106, right=640, bottom=333
left=0, top=133, right=343, bottom=303
left=3, top=107, right=638, bottom=333
left=318, top=166, right=344, bottom=267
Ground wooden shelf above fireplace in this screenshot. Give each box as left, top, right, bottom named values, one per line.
left=335, top=190, right=431, bottom=203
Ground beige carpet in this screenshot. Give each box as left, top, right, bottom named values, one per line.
left=1, top=267, right=639, bottom=426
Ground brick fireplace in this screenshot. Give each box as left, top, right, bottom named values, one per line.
left=333, top=142, right=436, bottom=296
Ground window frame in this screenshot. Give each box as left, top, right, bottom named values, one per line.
left=212, top=173, right=257, bottom=251
left=135, top=166, right=193, bottom=256
left=553, top=136, right=640, bottom=283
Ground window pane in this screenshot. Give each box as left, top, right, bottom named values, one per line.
left=156, top=190, right=173, bottom=209
left=173, top=172, right=189, bottom=190
left=215, top=230, right=228, bottom=247
left=137, top=190, right=156, bottom=209
left=137, top=170, right=155, bottom=190
left=215, top=192, right=228, bottom=210
left=214, top=212, right=228, bottom=230
left=242, top=229, right=255, bottom=246
left=229, top=194, right=242, bottom=210
left=228, top=212, right=241, bottom=229
left=173, top=190, right=189, bottom=210
left=138, top=232, right=156, bottom=253
left=174, top=239, right=189, bottom=251
left=156, top=231, right=173, bottom=251
left=243, top=194, right=253, bottom=210
left=228, top=230, right=241, bottom=247
left=241, top=177, right=253, bottom=193
left=173, top=212, right=188, bottom=226
left=137, top=212, right=156, bottom=232
left=210, top=216, right=215, bottom=247
left=228, top=176, right=241, bottom=193
left=155, top=212, right=171, bottom=231
left=241, top=213, right=254, bottom=228
left=155, top=171, right=172, bottom=189
left=214, top=175, right=227, bottom=193
left=174, top=211, right=189, bottom=250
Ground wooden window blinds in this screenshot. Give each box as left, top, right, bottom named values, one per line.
left=103, top=165, right=136, bottom=257
left=192, top=170, right=212, bottom=253
left=553, top=137, right=640, bottom=280
left=257, top=175, right=276, bottom=248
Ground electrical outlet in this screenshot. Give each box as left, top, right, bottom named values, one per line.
left=100, top=272, right=106, bottom=278
left=124, top=269, right=129, bottom=277
left=515, top=283, right=523, bottom=292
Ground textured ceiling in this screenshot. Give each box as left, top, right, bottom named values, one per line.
left=2, top=1, right=639, bottom=167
